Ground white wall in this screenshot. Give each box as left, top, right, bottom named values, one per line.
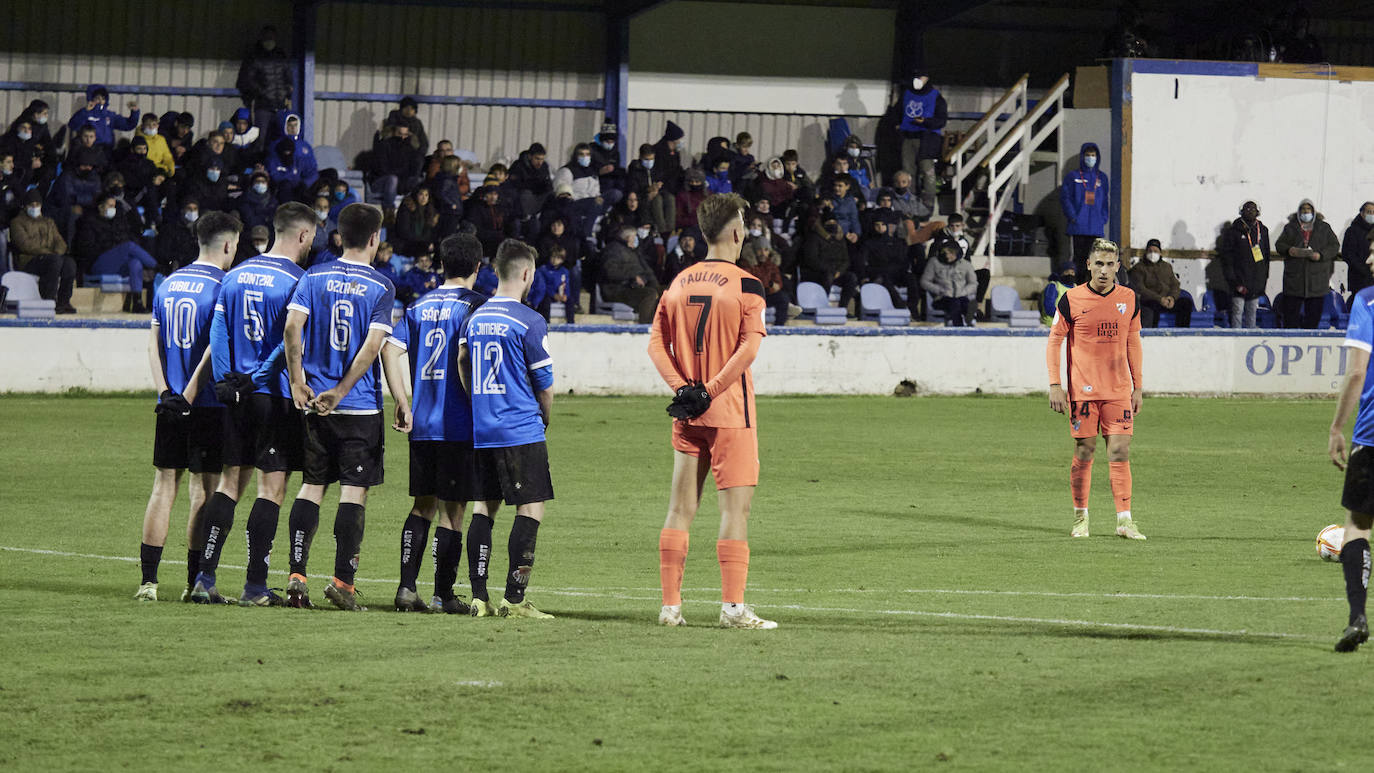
left=1129, top=71, right=1374, bottom=250
left=0, top=326, right=1351, bottom=397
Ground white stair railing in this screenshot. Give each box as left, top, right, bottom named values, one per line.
left=971, top=73, right=1071, bottom=260
left=945, top=74, right=1028, bottom=216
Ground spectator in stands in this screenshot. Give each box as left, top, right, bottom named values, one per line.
left=889, top=170, right=924, bottom=224
left=731, top=132, right=758, bottom=191
left=392, top=188, right=438, bottom=258
left=229, top=107, right=262, bottom=164
left=538, top=217, right=583, bottom=310
left=179, top=159, right=229, bottom=213
left=862, top=191, right=901, bottom=233
left=626, top=143, right=675, bottom=236
left=368, top=121, right=425, bottom=218
left=278, top=113, right=317, bottom=185
left=590, top=119, right=625, bottom=206
left=1279, top=7, right=1324, bottom=64
left=1061, top=142, right=1110, bottom=277
left=236, top=26, right=294, bottom=131
left=401, top=252, right=444, bottom=302
left=10, top=190, right=77, bottom=313
left=161, top=112, right=196, bottom=164
left=482, top=163, right=518, bottom=213
left=675, top=168, right=708, bottom=232
left=1, top=119, right=41, bottom=187
left=155, top=199, right=200, bottom=274
left=535, top=245, right=574, bottom=324
left=859, top=218, right=908, bottom=309
left=741, top=237, right=789, bottom=327
left=1275, top=198, right=1340, bottom=328
left=370, top=240, right=400, bottom=284
left=67, top=126, right=111, bottom=173
left=922, top=243, right=976, bottom=326
left=509, top=142, right=552, bottom=218
left=187, top=131, right=234, bottom=182
left=47, top=153, right=103, bottom=242
left=605, top=191, right=646, bottom=243
left=75, top=192, right=156, bottom=311
left=430, top=155, right=467, bottom=237
left=898, top=71, right=947, bottom=208
left=660, top=232, right=697, bottom=284
left=1129, top=239, right=1193, bottom=327
left=329, top=179, right=358, bottom=218
left=0, top=153, right=24, bottom=221
left=309, top=196, right=332, bottom=255
left=802, top=216, right=858, bottom=315
left=267, top=138, right=306, bottom=202
left=651, top=121, right=686, bottom=194
left=386, top=97, right=428, bottom=153
left=466, top=185, right=515, bottom=256
left=1219, top=200, right=1271, bottom=328
left=236, top=171, right=277, bottom=232
left=706, top=156, right=733, bottom=194
left=424, top=139, right=455, bottom=181
left=843, top=135, right=878, bottom=202
left=116, top=135, right=165, bottom=210
left=1342, top=201, right=1374, bottom=299
left=134, top=113, right=175, bottom=177
left=827, top=176, right=861, bottom=237
left=317, top=229, right=344, bottom=264
left=9, top=100, right=58, bottom=157
left=248, top=225, right=271, bottom=255
left=600, top=225, right=661, bottom=323
left=758, top=157, right=794, bottom=210
left=553, top=143, right=604, bottom=236
left=1040, top=262, right=1077, bottom=324
left=780, top=149, right=814, bottom=205
left=68, top=85, right=138, bottom=149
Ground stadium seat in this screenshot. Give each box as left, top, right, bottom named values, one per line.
left=989, top=285, right=1019, bottom=323
left=550, top=302, right=566, bottom=321
left=923, top=291, right=945, bottom=323
left=1256, top=295, right=1277, bottom=329
left=1324, top=290, right=1350, bottom=329
left=858, top=283, right=911, bottom=326
left=1201, top=290, right=1229, bottom=328
left=2, top=271, right=55, bottom=318
left=84, top=273, right=132, bottom=294
left=764, top=306, right=776, bottom=325
left=314, top=145, right=348, bottom=174
left=591, top=284, right=636, bottom=322
left=796, top=281, right=846, bottom=325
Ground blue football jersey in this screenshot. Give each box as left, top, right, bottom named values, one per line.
left=460, top=297, right=553, bottom=448
left=287, top=259, right=396, bottom=413
left=214, top=254, right=304, bottom=397
left=152, top=262, right=225, bottom=407
left=1345, top=287, right=1374, bottom=446
left=388, top=286, right=485, bottom=441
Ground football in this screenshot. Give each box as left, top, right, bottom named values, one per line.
left=1317, top=524, right=1345, bottom=562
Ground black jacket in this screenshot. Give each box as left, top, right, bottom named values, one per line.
left=73, top=209, right=140, bottom=262
left=236, top=42, right=293, bottom=111
left=1219, top=217, right=1272, bottom=297
left=1342, top=216, right=1374, bottom=291
left=1274, top=212, right=1341, bottom=298
left=370, top=134, right=424, bottom=182
left=509, top=151, right=552, bottom=197
left=155, top=218, right=199, bottom=273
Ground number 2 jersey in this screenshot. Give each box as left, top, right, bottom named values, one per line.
left=648, top=258, right=768, bottom=428
left=151, top=262, right=226, bottom=407
left=459, top=296, right=553, bottom=449
left=387, top=285, right=485, bottom=441
left=287, top=259, right=396, bottom=413
left=211, top=253, right=305, bottom=397
left=1046, top=282, right=1142, bottom=402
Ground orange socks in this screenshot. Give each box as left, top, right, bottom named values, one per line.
left=1070, top=458, right=1092, bottom=509
left=658, top=528, right=689, bottom=606
left=1109, top=461, right=1132, bottom=513
left=717, top=539, right=749, bottom=604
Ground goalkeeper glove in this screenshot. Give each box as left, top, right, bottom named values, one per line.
left=214, top=372, right=255, bottom=405
left=154, top=390, right=192, bottom=418
left=666, top=382, right=711, bottom=420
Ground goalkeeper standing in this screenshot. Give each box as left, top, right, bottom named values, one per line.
left=647, top=193, right=774, bottom=630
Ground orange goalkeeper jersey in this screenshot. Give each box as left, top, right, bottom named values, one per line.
left=1046, top=282, right=1142, bottom=401
left=648, top=259, right=768, bottom=428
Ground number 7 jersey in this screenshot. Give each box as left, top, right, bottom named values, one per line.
left=287, top=259, right=396, bottom=412
left=649, top=259, right=768, bottom=428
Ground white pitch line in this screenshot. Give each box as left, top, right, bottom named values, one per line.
left=0, top=545, right=1329, bottom=642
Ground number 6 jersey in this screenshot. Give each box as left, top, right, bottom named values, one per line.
left=287, top=259, right=396, bottom=413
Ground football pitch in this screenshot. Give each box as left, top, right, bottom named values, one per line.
left=0, top=393, right=1364, bottom=771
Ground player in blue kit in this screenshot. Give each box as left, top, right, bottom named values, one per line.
left=282, top=203, right=403, bottom=611
left=457, top=239, right=556, bottom=619
left=194, top=202, right=318, bottom=606
left=1329, top=282, right=1374, bottom=651
left=380, top=233, right=486, bottom=613
left=134, top=212, right=241, bottom=603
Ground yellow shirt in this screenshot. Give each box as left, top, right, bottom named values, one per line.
left=141, top=132, right=174, bottom=176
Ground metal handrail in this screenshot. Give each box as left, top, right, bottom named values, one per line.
left=945, top=74, right=1028, bottom=216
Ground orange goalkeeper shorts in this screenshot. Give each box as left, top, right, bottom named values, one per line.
left=671, top=422, right=759, bottom=490
left=1069, top=399, right=1134, bottom=439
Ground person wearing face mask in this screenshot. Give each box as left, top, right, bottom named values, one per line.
left=652, top=121, right=687, bottom=195
left=674, top=167, right=711, bottom=232
left=842, top=135, right=878, bottom=202
left=0, top=120, right=41, bottom=186
left=385, top=96, right=429, bottom=152
left=236, top=26, right=294, bottom=133
left=0, top=152, right=24, bottom=218
left=1275, top=198, right=1341, bottom=329
left=9, top=100, right=57, bottom=159
left=1219, top=200, right=1271, bottom=328
left=706, top=158, right=734, bottom=195
left=589, top=119, right=626, bottom=205
left=76, top=192, right=157, bottom=311
left=179, top=159, right=229, bottom=213
left=553, top=143, right=605, bottom=237
left=759, top=156, right=796, bottom=210
left=897, top=70, right=948, bottom=208
left=1128, top=238, right=1192, bottom=328
left=309, top=195, right=334, bottom=255
left=48, top=157, right=105, bottom=244
left=367, top=120, right=425, bottom=220
left=1040, top=263, right=1077, bottom=325
left=236, top=171, right=279, bottom=232
left=135, top=113, right=175, bottom=176
left=267, top=138, right=306, bottom=203
left=601, top=225, right=662, bottom=322
left=730, top=132, right=758, bottom=190
left=801, top=215, right=859, bottom=316
left=67, top=84, right=139, bottom=149
left=1341, top=202, right=1374, bottom=299
left=10, top=190, right=78, bottom=313
left=1061, top=142, right=1111, bottom=277
left=116, top=135, right=166, bottom=215
left=156, top=200, right=203, bottom=274
left=272, top=113, right=317, bottom=187
left=921, top=243, right=977, bottom=326
left=627, top=144, right=675, bottom=236
left=858, top=218, right=908, bottom=312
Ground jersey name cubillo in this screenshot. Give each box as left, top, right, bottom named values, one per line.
left=153, top=262, right=225, bottom=407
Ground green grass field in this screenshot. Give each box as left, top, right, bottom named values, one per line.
left=0, top=393, right=1365, bottom=771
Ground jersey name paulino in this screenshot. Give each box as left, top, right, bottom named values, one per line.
left=1344, top=287, right=1374, bottom=446
left=287, top=259, right=396, bottom=413
left=152, top=262, right=226, bottom=407
left=1050, top=283, right=1140, bottom=401
left=460, top=297, right=553, bottom=448
left=388, top=286, right=484, bottom=441
left=215, top=254, right=304, bottom=397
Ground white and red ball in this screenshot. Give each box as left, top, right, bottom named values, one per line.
left=1317, top=524, right=1345, bottom=562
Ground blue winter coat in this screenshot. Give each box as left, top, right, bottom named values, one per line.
left=525, top=267, right=548, bottom=308
left=47, top=168, right=103, bottom=214
left=235, top=189, right=278, bottom=231
left=475, top=265, right=498, bottom=296
left=1060, top=142, right=1110, bottom=237
left=831, top=195, right=861, bottom=236
left=536, top=264, right=570, bottom=301
left=705, top=170, right=733, bottom=194
left=67, top=85, right=139, bottom=147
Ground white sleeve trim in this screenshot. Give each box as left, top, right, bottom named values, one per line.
left=369, top=321, right=393, bottom=334
left=287, top=302, right=310, bottom=316
left=384, top=336, right=407, bottom=351
left=1343, top=338, right=1373, bottom=353
left=528, top=357, right=553, bottom=370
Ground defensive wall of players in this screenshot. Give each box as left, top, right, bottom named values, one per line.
left=0, top=321, right=1350, bottom=397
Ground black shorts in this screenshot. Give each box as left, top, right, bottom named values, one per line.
left=152, top=407, right=225, bottom=473
left=223, top=393, right=305, bottom=472
left=474, top=442, right=554, bottom=506
left=1343, top=445, right=1374, bottom=514
left=303, top=413, right=385, bottom=487
left=409, top=440, right=479, bottom=502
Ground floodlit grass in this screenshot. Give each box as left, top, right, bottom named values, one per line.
left=0, top=394, right=1364, bottom=771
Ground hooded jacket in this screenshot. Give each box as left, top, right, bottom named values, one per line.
left=1274, top=200, right=1341, bottom=298
left=652, top=121, right=686, bottom=195
left=801, top=222, right=850, bottom=277
left=236, top=183, right=278, bottom=231
left=553, top=150, right=601, bottom=201
left=73, top=206, right=141, bottom=263
left=68, top=85, right=139, bottom=147
left=921, top=252, right=977, bottom=300
left=1341, top=213, right=1374, bottom=291
left=509, top=146, right=553, bottom=198
left=236, top=40, right=294, bottom=111
left=1060, top=143, right=1110, bottom=237
left=1219, top=216, right=1272, bottom=297
left=273, top=113, right=318, bottom=185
